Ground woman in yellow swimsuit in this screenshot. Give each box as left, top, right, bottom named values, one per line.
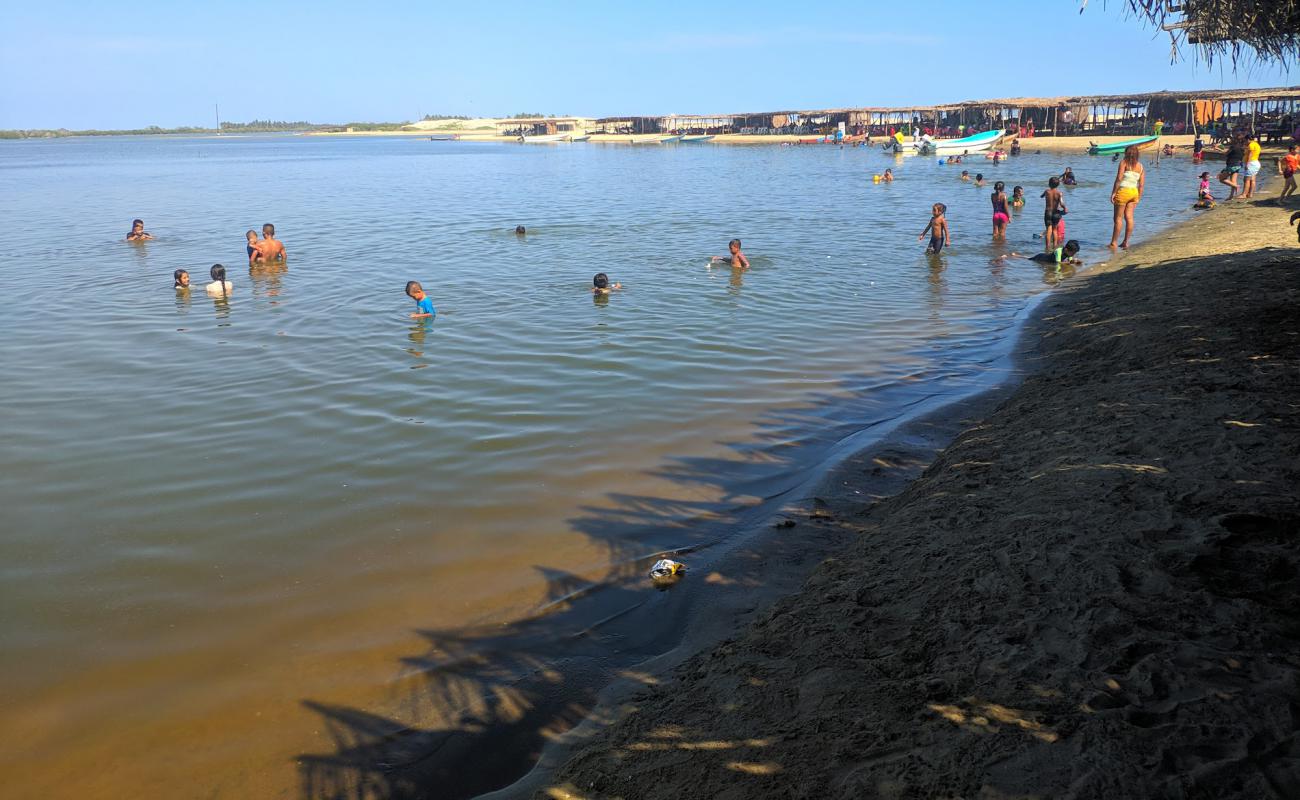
left=1109, top=144, right=1145, bottom=249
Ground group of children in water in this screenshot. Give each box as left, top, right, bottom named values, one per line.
left=916, top=167, right=1081, bottom=262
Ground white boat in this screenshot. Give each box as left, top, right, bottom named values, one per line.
left=628, top=135, right=663, bottom=144
left=659, top=135, right=683, bottom=144
left=680, top=135, right=714, bottom=143
left=569, top=135, right=591, bottom=142
left=925, top=129, right=1007, bottom=156
left=518, top=133, right=572, bottom=143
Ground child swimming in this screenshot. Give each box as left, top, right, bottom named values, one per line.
left=960, top=170, right=970, bottom=181
left=918, top=203, right=950, bottom=254
left=515, top=225, right=527, bottom=236
left=974, top=173, right=985, bottom=187
left=173, top=269, right=190, bottom=290
left=125, top=219, right=154, bottom=241
left=710, top=238, right=750, bottom=269
left=405, top=281, right=436, bottom=318
left=883, top=168, right=894, bottom=183
left=1011, top=185, right=1025, bottom=208
left=991, top=181, right=1011, bottom=241
left=999, top=239, right=1082, bottom=267
left=592, top=273, right=622, bottom=295
left=205, top=264, right=232, bottom=298
left=1060, top=167, right=1077, bottom=186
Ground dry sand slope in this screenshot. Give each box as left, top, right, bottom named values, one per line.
left=540, top=197, right=1300, bottom=799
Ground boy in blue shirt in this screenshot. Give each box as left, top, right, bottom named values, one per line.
left=405, top=281, right=436, bottom=318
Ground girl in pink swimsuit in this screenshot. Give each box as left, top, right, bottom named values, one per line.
left=991, top=181, right=1011, bottom=241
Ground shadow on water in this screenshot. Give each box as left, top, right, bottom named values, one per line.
left=296, top=298, right=1030, bottom=800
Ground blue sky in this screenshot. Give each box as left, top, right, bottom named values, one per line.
left=1, top=0, right=1291, bottom=129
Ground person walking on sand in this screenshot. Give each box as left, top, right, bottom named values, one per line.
left=1219, top=133, right=1245, bottom=201
left=1279, top=144, right=1299, bottom=202
left=1241, top=132, right=1262, bottom=200
left=1108, top=145, right=1145, bottom=250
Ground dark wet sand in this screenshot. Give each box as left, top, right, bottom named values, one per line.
left=535, top=196, right=1300, bottom=798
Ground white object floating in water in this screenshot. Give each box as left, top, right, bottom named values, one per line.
left=649, top=558, right=685, bottom=581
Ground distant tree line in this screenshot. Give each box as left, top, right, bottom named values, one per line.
left=0, top=120, right=421, bottom=138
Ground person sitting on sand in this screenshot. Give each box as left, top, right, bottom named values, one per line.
left=1060, top=167, right=1077, bottom=186
left=1197, top=171, right=1215, bottom=205
left=125, top=219, right=154, bottom=241
left=991, top=181, right=1011, bottom=242
left=999, top=239, right=1082, bottom=267
left=174, top=269, right=190, bottom=291
left=1011, top=185, right=1026, bottom=209
left=405, top=281, right=435, bottom=319
left=258, top=223, right=286, bottom=261
left=592, top=273, right=622, bottom=295
left=711, top=238, right=750, bottom=269
left=206, top=264, right=233, bottom=298
left=1041, top=176, right=1067, bottom=249
left=918, top=203, right=950, bottom=255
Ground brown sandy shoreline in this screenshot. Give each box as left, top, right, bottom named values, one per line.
left=527, top=189, right=1300, bottom=797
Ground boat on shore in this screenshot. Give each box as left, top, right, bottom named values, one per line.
left=1088, top=134, right=1159, bottom=155
left=680, top=135, right=714, bottom=143
left=659, top=135, right=683, bottom=144
left=570, top=135, right=591, bottom=142
left=519, top=133, right=572, bottom=143
left=923, top=129, right=1007, bottom=156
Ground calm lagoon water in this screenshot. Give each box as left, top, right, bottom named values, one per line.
left=0, top=134, right=1202, bottom=797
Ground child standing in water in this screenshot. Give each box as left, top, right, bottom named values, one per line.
left=1011, top=185, right=1025, bottom=208
left=991, top=182, right=1011, bottom=241
left=174, top=269, right=190, bottom=290
left=711, top=239, right=750, bottom=268
left=918, top=203, right=950, bottom=254
left=205, top=264, right=233, bottom=298
left=405, top=281, right=436, bottom=318
left=1041, top=176, right=1067, bottom=249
